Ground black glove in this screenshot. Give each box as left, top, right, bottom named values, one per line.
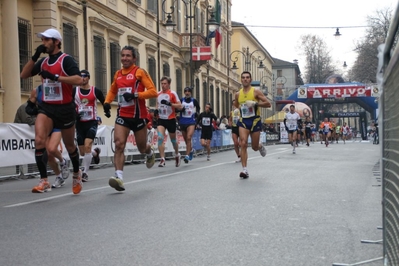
left=32, top=44, right=46, bottom=62
left=103, top=103, right=111, bottom=114
left=104, top=111, right=111, bottom=118
left=25, top=100, right=38, bottom=115
left=161, top=99, right=171, bottom=106
left=40, top=70, right=56, bottom=80
left=123, top=92, right=138, bottom=102
left=180, top=106, right=186, bottom=113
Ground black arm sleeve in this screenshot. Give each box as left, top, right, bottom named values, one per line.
left=193, top=99, right=201, bottom=114
left=298, top=119, right=303, bottom=125
left=94, top=87, right=106, bottom=105
left=196, top=113, right=202, bottom=125
left=283, top=118, right=287, bottom=126
left=31, top=58, right=46, bottom=76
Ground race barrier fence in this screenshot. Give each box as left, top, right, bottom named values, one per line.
left=0, top=123, right=266, bottom=180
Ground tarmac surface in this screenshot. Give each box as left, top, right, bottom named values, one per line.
left=0, top=140, right=382, bottom=266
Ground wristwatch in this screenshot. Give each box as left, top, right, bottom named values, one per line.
left=54, top=74, right=59, bottom=82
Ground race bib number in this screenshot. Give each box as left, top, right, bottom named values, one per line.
left=43, top=81, right=63, bottom=102
left=118, top=87, right=134, bottom=107
left=78, top=106, right=94, bottom=121
left=202, top=117, right=211, bottom=126
left=182, top=104, right=194, bottom=118
left=240, top=104, right=255, bottom=118
left=287, top=120, right=297, bottom=130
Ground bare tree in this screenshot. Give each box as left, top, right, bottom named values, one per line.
left=299, top=34, right=337, bottom=83
left=349, top=7, right=392, bottom=83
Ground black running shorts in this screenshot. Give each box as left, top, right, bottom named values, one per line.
left=76, top=120, right=98, bottom=145
left=38, top=102, right=76, bottom=129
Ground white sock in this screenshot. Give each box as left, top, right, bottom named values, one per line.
left=147, top=149, right=153, bottom=157
left=115, top=170, right=123, bottom=180
left=91, top=150, right=97, bottom=156
left=83, top=153, right=92, bottom=173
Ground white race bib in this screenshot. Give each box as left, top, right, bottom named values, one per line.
left=118, top=87, right=134, bottom=107
left=240, top=104, right=255, bottom=118
left=43, top=81, right=63, bottom=102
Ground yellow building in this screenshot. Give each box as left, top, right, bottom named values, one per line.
left=230, top=21, right=274, bottom=120
left=0, top=0, right=240, bottom=124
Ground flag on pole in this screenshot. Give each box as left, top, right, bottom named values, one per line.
left=192, top=46, right=212, bottom=61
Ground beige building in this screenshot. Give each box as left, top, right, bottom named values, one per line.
left=0, top=0, right=241, bottom=124
left=230, top=21, right=274, bottom=120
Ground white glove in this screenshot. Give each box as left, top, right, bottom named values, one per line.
left=245, top=100, right=257, bottom=107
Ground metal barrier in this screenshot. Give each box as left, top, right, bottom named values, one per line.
left=382, top=2, right=399, bottom=265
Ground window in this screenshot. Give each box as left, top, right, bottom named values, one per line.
left=135, top=0, right=141, bottom=4
left=277, top=70, right=282, bottom=77
left=63, top=23, right=79, bottom=66
left=176, top=68, right=182, bottom=98
left=173, top=0, right=181, bottom=32
left=209, top=85, right=214, bottom=109
left=195, top=78, right=200, bottom=106
left=148, top=56, right=157, bottom=107
left=216, top=87, right=220, bottom=115
left=147, top=0, right=157, bottom=14
left=18, top=18, right=32, bottom=92
left=203, top=81, right=208, bottom=106
left=163, top=62, right=170, bottom=77
left=110, top=42, right=121, bottom=82
left=93, top=35, right=107, bottom=95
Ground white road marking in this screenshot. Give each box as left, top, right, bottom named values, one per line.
left=3, top=149, right=288, bottom=208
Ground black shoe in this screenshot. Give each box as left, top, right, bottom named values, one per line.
left=82, top=172, right=89, bottom=182
left=93, top=148, right=101, bottom=164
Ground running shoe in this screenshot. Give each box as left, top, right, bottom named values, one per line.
left=207, top=155, right=211, bottom=161
left=93, top=147, right=101, bottom=164
left=235, top=157, right=241, bottom=163
left=32, top=179, right=51, bottom=193
left=188, top=149, right=195, bottom=160
left=60, top=158, right=69, bottom=180
left=108, top=176, right=125, bottom=191
left=293, top=149, right=296, bottom=154
left=306, top=143, right=309, bottom=147
left=82, top=172, right=89, bottom=182
left=184, top=155, right=190, bottom=164
left=158, top=158, right=166, bottom=167
left=239, top=170, right=249, bottom=179
left=146, top=148, right=155, bottom=169
left=175, top=153, right=181, bottom=167
left=52, top=176, right=65, bottom=188
left=259, top=144, right=266, bottom=157
left=72, top=170, right=83, bottom=195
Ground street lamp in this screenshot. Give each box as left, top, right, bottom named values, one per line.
left=259, top=75, right=286, bottom=131
left=230, top=47, right=266, bottom=73
left=162, top=0, right=219, bottom=88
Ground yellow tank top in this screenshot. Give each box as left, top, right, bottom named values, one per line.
left=238, top=87, right=260, bottom=118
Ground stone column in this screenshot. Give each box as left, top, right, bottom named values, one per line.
left=2, top=0, right=21, bottom=122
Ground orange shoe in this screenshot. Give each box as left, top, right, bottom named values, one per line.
left=32, top=179, right=51, bottom=193
left=72, top=170, right=83, bottom=195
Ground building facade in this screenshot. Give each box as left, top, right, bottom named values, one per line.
left=0, top=0, right=238, bottom=124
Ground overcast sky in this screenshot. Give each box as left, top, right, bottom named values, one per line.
left=231, top=0, right=397, bottom=79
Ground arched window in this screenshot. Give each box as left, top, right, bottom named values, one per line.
left=176, top=68, right=183, bottom=98
left=195, top=78, right=200, bottom=106
left=163, top=62, right=170, bottom=77
left=209, top=84, right=214, bottom=109
left=203, top=81, right=208, bottom=107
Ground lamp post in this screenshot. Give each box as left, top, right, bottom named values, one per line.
left=259, top=75, right=287, bottom=131
left=230, top=47, right=266, bottom=74
left=162, top=0, right=219, bottom=88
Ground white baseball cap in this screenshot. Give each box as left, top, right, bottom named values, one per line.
left=36, top=28, right=62, bottom=42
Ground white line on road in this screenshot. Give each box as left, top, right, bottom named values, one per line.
left=3, top=149, right=288, bottom=208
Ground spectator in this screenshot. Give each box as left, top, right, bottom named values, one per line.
left=14, top=102, right=36, bottom=125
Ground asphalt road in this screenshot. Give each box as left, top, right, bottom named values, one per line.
left=0, top=140, right=382, bottom=266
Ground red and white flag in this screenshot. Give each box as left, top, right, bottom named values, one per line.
left=192, top=46, right=212, bottom=61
